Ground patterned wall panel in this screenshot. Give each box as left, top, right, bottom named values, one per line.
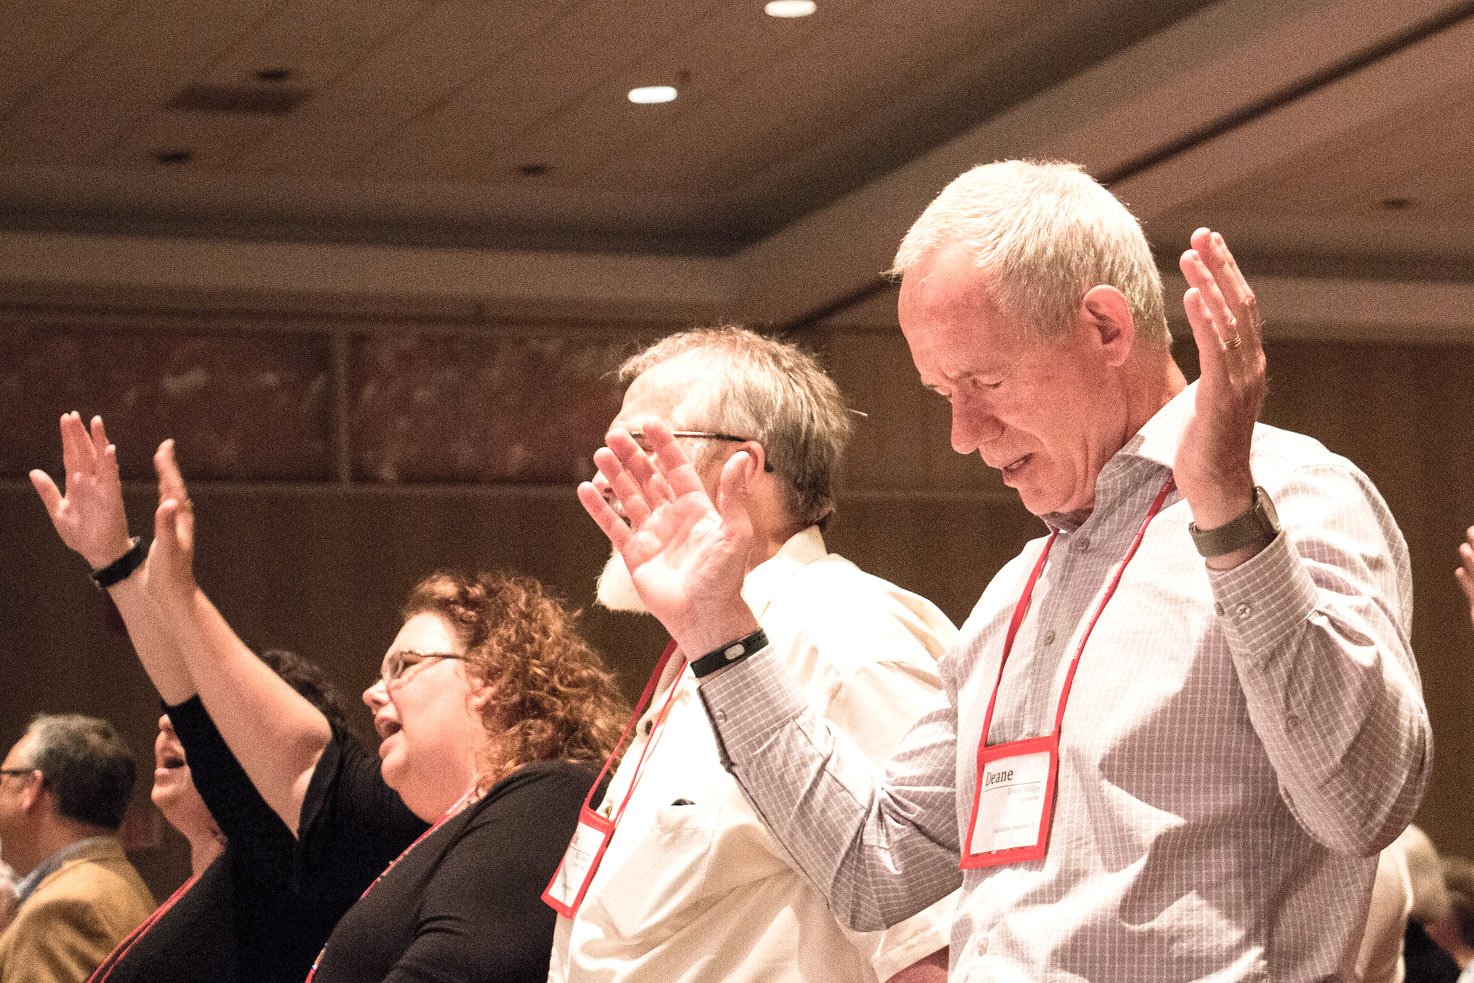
left=349, top=333, right=629, bottom=484
left=1, top=325, right=332, bottom=481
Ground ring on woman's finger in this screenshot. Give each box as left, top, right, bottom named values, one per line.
left=1223, top=334, right=1243, bottom=351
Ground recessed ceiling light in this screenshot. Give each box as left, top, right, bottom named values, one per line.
left=765, top=0, right=816, bottom=17
left=628, top=85, right=678, bottom=105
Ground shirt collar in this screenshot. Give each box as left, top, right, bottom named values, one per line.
left=14, top=836, right=112, bottom=905
left=741, top=526, right=827, bottom=621
left=1037, top=381, right=1193, bottom=532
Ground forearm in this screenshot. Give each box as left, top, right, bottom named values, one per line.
left=1216, top=525, right=1429, bottom=855
left=106, top=574, right=196, bottom=704
left=699, top=650, right=962, bottom=931
left=164, top=587, right=330, bottom=833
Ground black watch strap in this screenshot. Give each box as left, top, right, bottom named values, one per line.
left=690, top=628, right=769, bottom=679
left=1188, top=487, right=1280, bottom=558
left=91, top=536, right=148, bottom=589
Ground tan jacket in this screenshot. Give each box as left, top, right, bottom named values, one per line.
left=0, top=837, right=155, bottom=983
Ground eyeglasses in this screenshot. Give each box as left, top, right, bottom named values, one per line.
left=624, top=430, right=774, bottom=473
left=379, top=650, right=468, bottom=684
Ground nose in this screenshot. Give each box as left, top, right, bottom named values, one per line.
left=363, top=678, right=388, bottom=711
left=949, top=395, right=1004, bottom=455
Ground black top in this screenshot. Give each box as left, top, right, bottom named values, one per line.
left=1405, top=920, right=1462, bottom=983
left=91, top=698, right=426, bottom=983
left=307, top=758, right=596, bottom=983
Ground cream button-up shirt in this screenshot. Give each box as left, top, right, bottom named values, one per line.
left=548, top=527, right=958, bottom=983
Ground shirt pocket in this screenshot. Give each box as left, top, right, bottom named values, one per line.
left=599, top=796, right=723, bottom=943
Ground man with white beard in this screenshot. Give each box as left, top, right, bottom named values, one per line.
left=546, top=326, right=958, bottom=983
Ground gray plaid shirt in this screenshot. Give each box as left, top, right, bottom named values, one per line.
left=700, top=385, right=1430, bottom=982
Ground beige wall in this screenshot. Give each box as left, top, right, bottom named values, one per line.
left=2, top=316, right=1468, bottom=896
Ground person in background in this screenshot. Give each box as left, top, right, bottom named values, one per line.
left=31, top=413, right=630, bottom=983
left=0, top=859, right=17, bottom=934
left=1358, top=831, right=1415, bottom=983
left=86, top=649, right=355, bottom=983
left=1427, top=856, right=1474, bottom=982
left=0, top=714, right=154, bottom=983
left=550, top=326, right=956, bottom=983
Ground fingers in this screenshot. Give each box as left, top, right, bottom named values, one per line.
left=577, top=481, right=633, bottom=551
left=1457, top=533, right=1474, bottom=604
left=89, top=416, right=109, bottom=459
left=154, top=439, right=189, bottom=505
left=714, top=451, right=753, bottom=524
left=60, top=412, right=89, bottom=478
left=638, top=419, right=709, bottom=500
left=1181, top=228, right=1260, bottom=354
left=28, top=469, right=63, bottom=520
left=593, top=445, right=652, bottom=527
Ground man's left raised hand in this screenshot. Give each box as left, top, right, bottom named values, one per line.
left=1175, top=228, right=1267, bottom=566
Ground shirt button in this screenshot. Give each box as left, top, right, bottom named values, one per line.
left=715, top=710, right=727, bottom=723
left=1042, top=630, right=1056, bottom=645
left=975, top=937, right=988, bottom=955
left=639, top=719, right=653, bottom=736
left=1075, top=536, right=1091, bottom=552
left=1235, top=603, right=1252, bottom=621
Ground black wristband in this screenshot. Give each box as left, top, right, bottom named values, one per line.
left=689, top=628, right=769, bottom=679
left=91, top=536, right=147, bottom=589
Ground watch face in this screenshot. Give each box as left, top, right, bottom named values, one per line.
left=1257, top=488, right=1280, bottom=531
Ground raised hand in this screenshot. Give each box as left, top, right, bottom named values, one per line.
left=1175, top=228, right=1265, bottom=548
left=146, top=439, right=199, bottom=607
left=578, top=419, right=761, bottom=656
left=1455, top=527, right=1474, bottom=628
left=29, top=412, right=135, bottom=570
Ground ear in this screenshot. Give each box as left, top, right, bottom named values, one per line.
left=19, top=773, right=44, bottom=812
left=1079, top=285, right=1136, bottom=367
left=737, top=441, right=768, bottom=479
left=467, top=680, right=497, bottom=713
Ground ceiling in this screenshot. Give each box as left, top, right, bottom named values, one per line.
left=1, top=0, right=1472, bottom=338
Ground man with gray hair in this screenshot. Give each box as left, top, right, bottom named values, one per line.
left=0, top=714, right=154, bottom=982
left=582, top=161, right=1430, bottom=980
left=547, top=326, right=957, bottom=982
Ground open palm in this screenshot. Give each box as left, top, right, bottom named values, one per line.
left=579, top=421, right=760, bottom=656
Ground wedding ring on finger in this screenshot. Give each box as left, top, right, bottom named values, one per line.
left=1224, top=334, right=1243, bottom=351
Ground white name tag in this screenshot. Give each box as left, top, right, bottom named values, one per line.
left=542, top=807, right=614, bottom=917
left=970, top=749, right=1050, bottom=853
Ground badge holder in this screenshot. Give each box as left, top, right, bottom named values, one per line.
left=959, top=476, right=1174, bottom=871
left=961, top=733, right=1059, bottom=869
left=543, top=638, right=684, bottom=918
left=543, top=805, right=616, bottom=917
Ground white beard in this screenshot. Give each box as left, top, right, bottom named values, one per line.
left=595, top=550, right=648, bottom=614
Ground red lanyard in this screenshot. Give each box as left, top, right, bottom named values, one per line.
left=978, top=476, right=1176, bottom=747
left=578, top=638, right=684, bottom=825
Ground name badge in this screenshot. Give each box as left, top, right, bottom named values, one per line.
left=961, top=733, right=1059, bottom=869
left=542, top=805, right=615, bottom=917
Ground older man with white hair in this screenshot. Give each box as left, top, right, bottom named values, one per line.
left=582, top=160, right=1431, bottom=981
left=548, top=326, right=957, bottom=983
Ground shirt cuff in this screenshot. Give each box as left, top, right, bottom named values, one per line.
left=1206, top=530, right=1318, bottom=670
left=696, top=645, right=804, bottom=770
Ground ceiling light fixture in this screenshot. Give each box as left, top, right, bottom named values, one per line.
left=628, top=85, right=678, bottom=105
left=765, top=0, right=816, bottom=18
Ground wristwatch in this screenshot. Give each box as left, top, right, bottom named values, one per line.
left=1188, top=486, right=1280, bottom=558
